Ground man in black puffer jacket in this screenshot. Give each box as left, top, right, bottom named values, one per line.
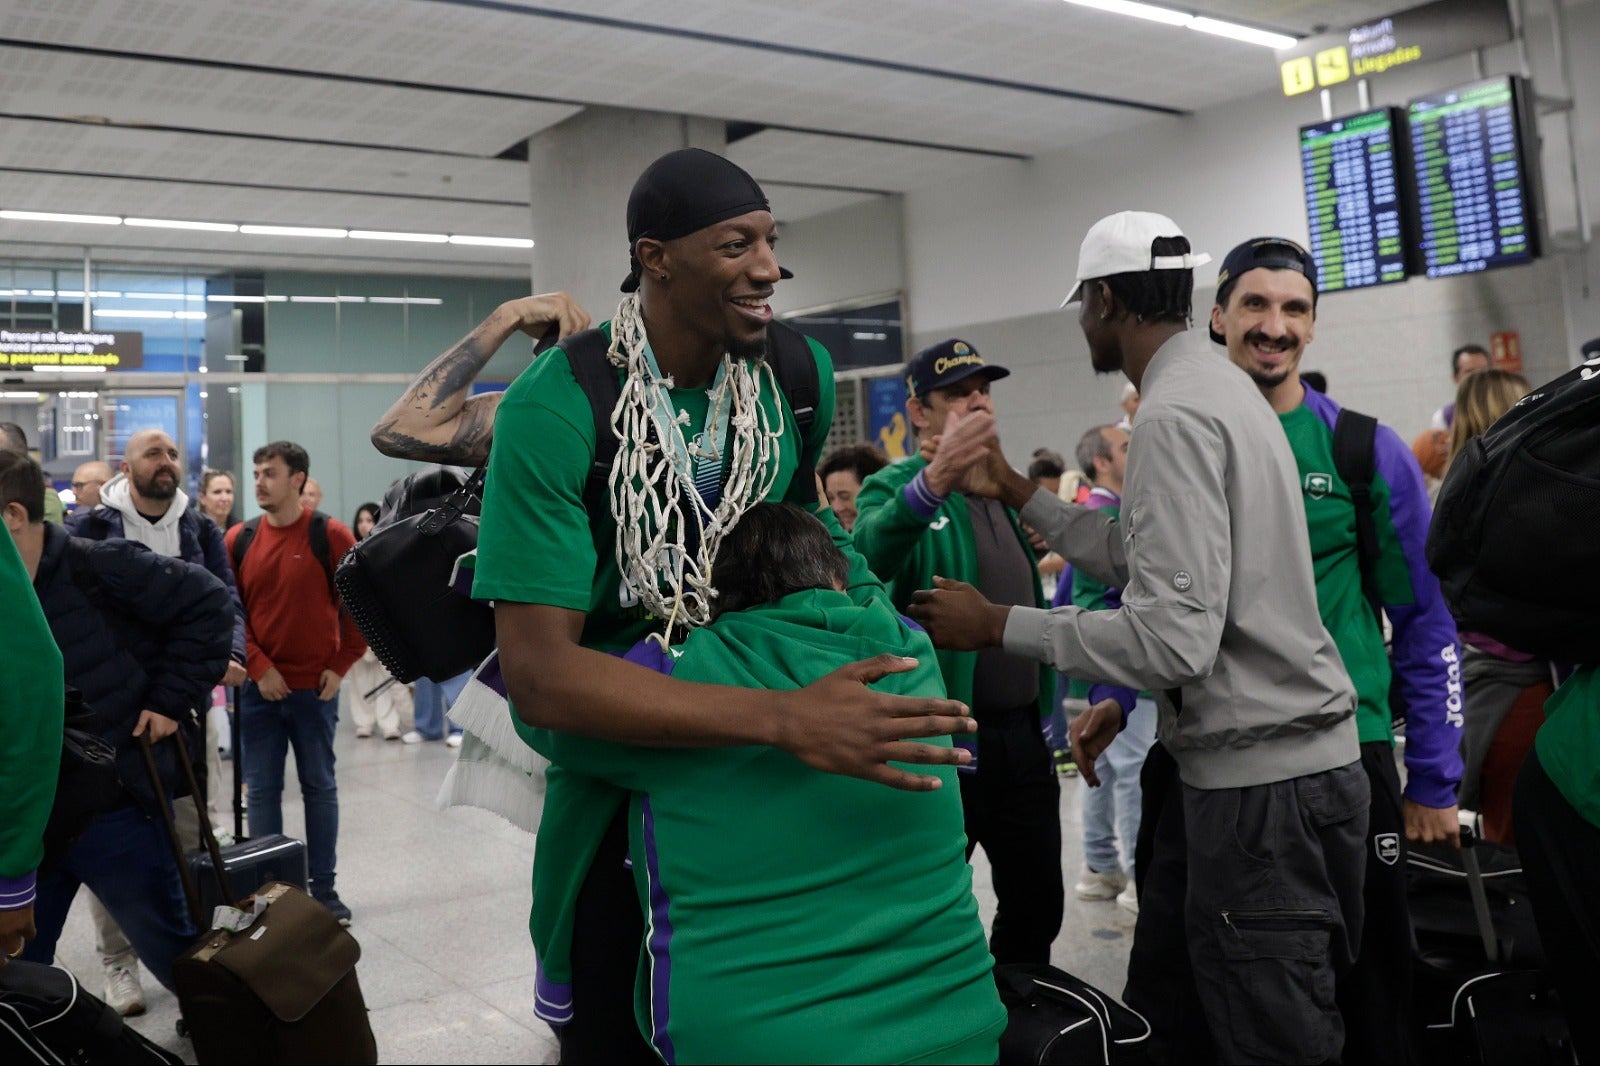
left=1, top=452, right=231, bottom=992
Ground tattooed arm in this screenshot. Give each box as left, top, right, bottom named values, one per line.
left=370, top=292, right=591, bottom=464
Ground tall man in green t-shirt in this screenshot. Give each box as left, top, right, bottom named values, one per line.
left=470, top=148, right=975, bottom=1063
left=1210, top=237, right=1463, bottom=1062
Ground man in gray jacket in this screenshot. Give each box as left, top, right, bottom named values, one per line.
left=910, top=211, right=1368, bottom=1065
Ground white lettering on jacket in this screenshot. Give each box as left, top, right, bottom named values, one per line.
left=1441, top=643, right=1464, bottom=728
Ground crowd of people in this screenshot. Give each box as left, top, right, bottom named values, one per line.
left=0, top=145, right=1595, bottom=1066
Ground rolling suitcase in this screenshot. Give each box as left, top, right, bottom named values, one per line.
left=140, top=735, right=378, bottom=1065
left=1408, top=829, right=1573, bottom=1063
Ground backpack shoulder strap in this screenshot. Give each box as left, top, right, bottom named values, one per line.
left=1332, top=407, right=1381, bottom=616
left=230, top=516, right=261, bottom=575
left=562, top=329, right=623, bottom=517
left=766, top=319, right=821, bottom=442
left=308, top=511, right=336, bottom=599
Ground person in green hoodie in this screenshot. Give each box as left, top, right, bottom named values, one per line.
left=852, top=339, right=1062, bottom=965
left=0, top=471, right=65, bottom=966
left=531, top=503, right=1006, bottom=1065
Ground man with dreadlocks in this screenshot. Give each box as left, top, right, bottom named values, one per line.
left=471, top=148, right=975, bottom=1064
left=909, top=212, right=1369, bottom=1065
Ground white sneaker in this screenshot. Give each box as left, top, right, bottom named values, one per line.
left=401, top=731, right=425, bottom=744
left=1117, top=880, right=1139, bottom=915
left=446, top=733, right=463, bottom=749
left=1073, top=865, right=1128, bottom=901
left=354, top=727, right=372, bottom=739
left=104, top=959, right=146, bottom=1017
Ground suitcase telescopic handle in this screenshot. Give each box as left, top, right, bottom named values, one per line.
left=138, top=731, right=239, bottom=927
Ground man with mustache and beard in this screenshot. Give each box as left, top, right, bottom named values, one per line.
left=67, top=427, right=247, bottom=1016
left=1208, top=238, right=1462, bottom=1063
left=907, top=212, right=1369, bottom=1065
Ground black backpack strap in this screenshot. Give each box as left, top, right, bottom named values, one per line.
left=562, top=329, right=623, bottom=518
left=766, top=319, right=820, bottom=442
left=1332, top=408, right=1381, bottom=618
left=308, top=511, right=336, bottom=601
left=230, top=516, right=260, bottom=575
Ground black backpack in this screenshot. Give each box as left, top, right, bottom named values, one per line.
left=1426, top=358, right=1600, bottom=664
left=230, top=511, right=336, bottom=600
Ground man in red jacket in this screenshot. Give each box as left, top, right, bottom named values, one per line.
left=225, top=440, right=365, bottom=925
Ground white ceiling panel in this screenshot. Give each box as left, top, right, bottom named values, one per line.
left=730, top=131, right=1000, bottom=194
left=762, top=185, right=881, bottom=222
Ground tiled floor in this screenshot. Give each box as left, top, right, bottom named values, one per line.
left=50, top=716, right=1137, bottom=1063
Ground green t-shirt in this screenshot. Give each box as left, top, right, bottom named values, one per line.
left=1279, top=403, right=1414, bottom=744
left=1535, top=666, right=1600, bottom=828
left=0, top=529, right=64, bottom=886
left=473, top=322, right=840, bottom=987
left=532, top=589, right=1005, bottom=1064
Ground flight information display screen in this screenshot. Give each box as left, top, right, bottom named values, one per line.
left=1407, top=76, right=1540, bottom=277
left=1299, top=108, right=1410, bottom=292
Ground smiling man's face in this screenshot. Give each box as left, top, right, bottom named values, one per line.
left=1212, top=267, right=1317, bottom=389
left=656, top=209, right=782, bottom=357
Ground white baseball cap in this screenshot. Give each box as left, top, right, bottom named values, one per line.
left=1060, top=211, right=1212, bottom=307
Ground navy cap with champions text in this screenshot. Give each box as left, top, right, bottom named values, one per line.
left=620, top=147, right=794, bottom=293
left=905, top=339, right=1011, bottom=398
left=1209, top=237, right=1319, bottom=344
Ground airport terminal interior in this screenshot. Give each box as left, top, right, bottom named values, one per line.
left=3, top=0, right=1599, bottom=1063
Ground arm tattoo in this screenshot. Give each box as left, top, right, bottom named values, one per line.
left=371, top=398, right=496, bottom=465
left=373, top=320, right=510, bottom=462
left=406, top=334, right=492, bottom=414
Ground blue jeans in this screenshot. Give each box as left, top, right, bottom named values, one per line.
left=412, top=670, right=469, bottom=740
left=240, top=683, right=339, bottom=891
left=1082, top=699, right=1158, bottom=876
left=26, top=806, right=197, bottom=991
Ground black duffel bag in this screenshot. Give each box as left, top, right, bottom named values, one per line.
left=335, top=463, right=495, bottom=683
left=996, top=963, right=1151, bottom=1065
left=41, top=687, right=122, bottom=871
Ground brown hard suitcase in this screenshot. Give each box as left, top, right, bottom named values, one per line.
left=139, top=735, right=378, bottom=1065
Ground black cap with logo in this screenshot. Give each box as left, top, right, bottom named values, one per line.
left=1209, top=237, right=1319, bottom=344
left=905, top=338, right=1011, bottom=398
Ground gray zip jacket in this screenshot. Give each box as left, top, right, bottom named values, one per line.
left=1004, top=329, right=1358, bottom=790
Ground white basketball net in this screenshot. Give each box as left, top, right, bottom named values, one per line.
left=604, top=293, right=783, bottom=641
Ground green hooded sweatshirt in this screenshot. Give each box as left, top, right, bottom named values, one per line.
left=531, top=587, right=1005, bottom=1065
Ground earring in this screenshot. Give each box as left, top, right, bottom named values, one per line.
left=658, top=272, right=668, bottom=280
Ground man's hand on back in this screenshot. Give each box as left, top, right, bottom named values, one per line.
left=773, top=654, right=975, bottom=792
left=500, top=292, right=591, bottom=341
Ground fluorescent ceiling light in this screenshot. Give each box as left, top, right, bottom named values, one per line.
left=1062, top=0, right=1295, bottom=48
left=205, top=294, right=288, bottom=303
left=124, top=217, right=240, bottom=232
left=64, top=391, right=98, bottom=398
left=1, top=209, right=122, bottom=225
left=0, top=391, right=42, bottom=399
left=1064, top=0, right=1188, bottom=26
left=92, top=308, right=177, bottom=319
left=349, top=230, right=449, bottom=243
left=176, top=310, right=207, bottom=320
left=1187, top=15, right=1296, bottom=49
left=289, top=295, right=341, bottom=303
left=31, top=365, right=108, bottom=373
left=367, top=296, right=444, bottom=305
left=448, top=234, right=534, bottom=248
left=121, top=291, right=201, bottom=301
left=239, top=224, right=349, bottom=238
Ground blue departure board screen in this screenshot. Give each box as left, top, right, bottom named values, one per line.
left=1299, top=108, right=1410, bottom=292
left=1407, top=77, right=1540, bottom=277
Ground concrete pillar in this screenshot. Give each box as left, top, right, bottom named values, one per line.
left=528, top=107, right=725, bottom=319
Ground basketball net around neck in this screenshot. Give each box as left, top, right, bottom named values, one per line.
left=605, top=292, right=782, bottom=643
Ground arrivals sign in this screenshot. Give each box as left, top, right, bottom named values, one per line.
left=1277, top=0, right=1511, bottom=97
left=0, top=329, right=144, bottom=369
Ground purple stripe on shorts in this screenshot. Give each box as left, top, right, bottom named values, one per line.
left=641, top=795, right=677, bottom=1065
left=477, top=651, right=508, bottom=699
